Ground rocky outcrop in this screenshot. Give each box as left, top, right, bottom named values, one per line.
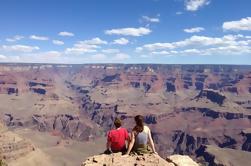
left=166, top=82, right=176, bottom=92
left=196, top=145, right=251, bottom=166
left=101, top=74, right=121, bottom=82
left=241, top=128, right=251, bottom=151
left=172, top=130, right=209, bottom=155
left=30, top=88, right=46, bottom=95
left=82, top=153, right=199, bottom=166
left=167, top=155, right=199, bottom=166
left=195, top=89, right=226, bottom=105
left=31, top=114, right=101, bottom=141
left=28, top=81, right=47, bottom=87
left=0, top=123, right=35, bottom=162
left=3, top=114, right=101, bottom=141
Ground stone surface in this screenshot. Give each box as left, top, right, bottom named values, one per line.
left=82, top=153, right=200, bottom=166
left=167, top=155, right=199, bottom=166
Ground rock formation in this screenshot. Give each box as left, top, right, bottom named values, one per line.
left=82, top=153, right=199, bottom=166
left=196, top=145, right=251, bottom=166
left=0, top=122, right=34, bottom=162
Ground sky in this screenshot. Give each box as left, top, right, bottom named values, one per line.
left=0, top=0, right=251, bottom=64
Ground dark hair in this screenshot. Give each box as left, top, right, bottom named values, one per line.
left=133, top=115, right=144, bottom=133
left=114, top=117, right=122, bottom=128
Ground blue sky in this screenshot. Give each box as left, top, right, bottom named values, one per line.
left=0, top=0, right=251, bottom=64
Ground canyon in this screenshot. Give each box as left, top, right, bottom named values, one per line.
left=0, top=63, right=251, bottom=165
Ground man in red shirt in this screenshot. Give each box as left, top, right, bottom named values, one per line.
left=106, top=117, right=129, bottom=154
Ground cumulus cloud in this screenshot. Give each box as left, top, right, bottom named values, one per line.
left=0, top=54, right=7, bottom=59
left=185, top=0, right=210, bottom=11
left=136, top=34, right=251, bottom=56
left=113, top=53, right=130, bottom=61
left=223, top=17, right=251, bottom=31
left=6, top=35, right=24, bottom=42
left=184, top=27, right=205, bottom=33
left=81, top=37, right=107, bottom=45
left=91, top=54, right=107, bottom=61
left=58, top=31, right=75, bottom=37
left=65, top=37, right=107, bottom=55
left=113, top=38, right=129, bottom=45
left=39, top=51, right=62, bottom=58
left=102, top=49, right=120, bottom=54
left=0, top=55, right=20, bottom=62
left=105, top=27, right=151, bottom=36
left=65, top=45, right=97, bottom=55
left=30, top=35, right=49, bottom=41
left=138, top=35, right=247, bottom=51
left=1, top=45, right=40, bottom=52
left=52, top=40, right=64, bottom=45
left=142, top=16, right=160, bottom=23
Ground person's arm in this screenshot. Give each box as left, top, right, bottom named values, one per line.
left=148, top=128, right=157, bottom=154
left=106, top=140, right=111, bottom=150
left=106, top=132, right=112, bottom=152
left=125, top=131, right=135, bottom=155
left=125, top=129, right=130, bottom=148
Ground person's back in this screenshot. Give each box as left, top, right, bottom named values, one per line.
left=135, top=126, right=149, bottom=144
left=106, top=118, right=129, bottom=153
left=125, top=115, right=157, bottom=155
left=108, top=127, right=128, bottom=152
left=133, top=125, right=150, bottom=154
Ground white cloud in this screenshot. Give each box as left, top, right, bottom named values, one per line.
left=0, top=54, right=7, bottom=59
left=30, top=35, right=49, bottom=41
left=138, top=42, right=175, bottom=51
left=105, top=27, right=151, bottom=36
left=52, top=40, right=64, bottom=45
left=138, top=35, right=247, bottom=51
left=41, top=51, right=61, bottom=58
left=1, top=45, right=40, bottom=52
left=223, top=17, right=251, bottom=31
left=65, top=45, right=97, bottom=55
left=65, top=37, right=106, bottom=55
left=0, top=55, right=20, bottom=62
left=6, top=35, right=24, bottom=42
left=184, top=27, right=205, bottom=33
left=81, top=37, right=107, bottom=45
left=151, top=51, right=171, bottom=55
left=113, top=38, right=129, bottom=45
left=102, top=49, right=120, bottom=54
left=176, top=11, right=183, bottom=15
left=58, top=31, right=74, bottom=37
left=91, top=54, right=107, bottom=61
left=142, top=16, right=160, bottom=23
left=185, top=0, right=210, bottom=11
left=113, top=53, right=130, bottom=61
left=137, top=34, right=251, bottom=56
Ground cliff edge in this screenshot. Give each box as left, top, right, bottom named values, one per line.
left=82, top=153, right=199, bottom=166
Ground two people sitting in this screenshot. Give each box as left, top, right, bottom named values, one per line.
left=106, top=115, right=157, bottom=155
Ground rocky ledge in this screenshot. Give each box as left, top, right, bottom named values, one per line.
left=82, top=153, right=199, bottom=166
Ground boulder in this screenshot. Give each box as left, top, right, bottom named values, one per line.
left=167, top=155, right=199, bottom=166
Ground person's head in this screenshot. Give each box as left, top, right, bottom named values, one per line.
left=134, top=115, right=144, bottom=132
left=114, top=117, right=122, bottom=128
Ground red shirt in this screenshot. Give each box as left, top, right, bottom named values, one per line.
left=107, top=127, right=129, bottom=151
